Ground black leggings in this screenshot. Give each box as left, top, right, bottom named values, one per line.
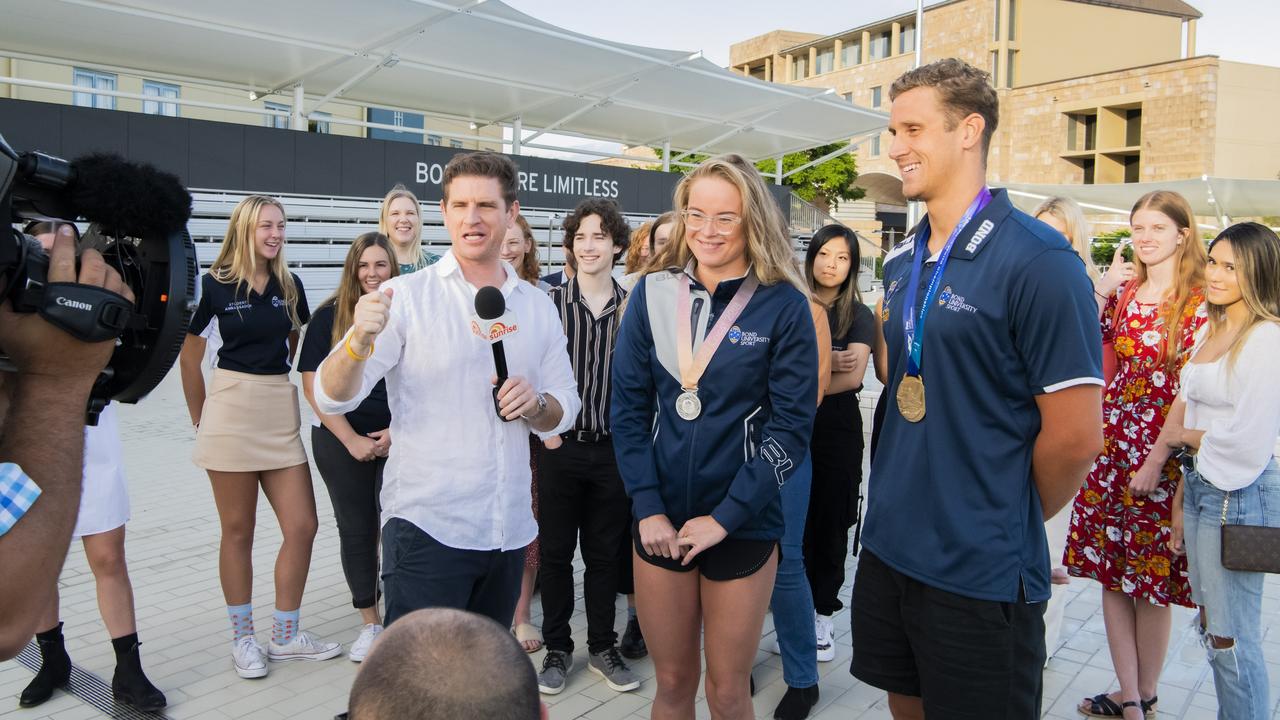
left=803, top=395, right=865, bottom=616
left=311, top=424, right=385, bottom=610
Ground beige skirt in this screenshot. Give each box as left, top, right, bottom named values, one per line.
left=193, top=368, right=307, bottom=472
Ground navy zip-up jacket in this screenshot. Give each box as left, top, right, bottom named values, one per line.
left=611, top=266, right=818, bottom=541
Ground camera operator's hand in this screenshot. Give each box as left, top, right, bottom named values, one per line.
left=0, top=225, right=134, bottom=382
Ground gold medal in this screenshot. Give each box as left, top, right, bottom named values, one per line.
left=896, top=375, right=926, bottom=423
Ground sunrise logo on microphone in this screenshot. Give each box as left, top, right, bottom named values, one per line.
left=471, top=314, right=519, bottom=343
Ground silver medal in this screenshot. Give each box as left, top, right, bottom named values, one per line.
left=676, top=390, right=702, bottom=421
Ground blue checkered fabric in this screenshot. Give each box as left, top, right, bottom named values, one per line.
left=0, top=462, right=39, bottom=536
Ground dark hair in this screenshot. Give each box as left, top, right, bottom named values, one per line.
left=889, top=58, right=999, bottom=159
left=804, top=224, right=863, bottom=338
left=321, top=232, right=399, bottom=347
left=562, top=198, right=631, bottom=265
left=349, top=609, right=539, bottom=720
left=441, top=151, right=519, bottom=207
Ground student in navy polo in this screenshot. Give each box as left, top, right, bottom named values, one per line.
left=178, top=195, right=342, bottom=681
left=849, top=59, right=1104, bottom=719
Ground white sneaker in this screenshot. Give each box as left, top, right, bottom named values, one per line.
left=268, top=630, right=343, bottom=663
left=349, top=624, right=384, bottom=663
left=815, top=614, right=835, bottom=663
left=232, top=636, right=268, bottom=679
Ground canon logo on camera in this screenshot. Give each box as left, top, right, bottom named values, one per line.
left=55, top=296, right=93, bottom=312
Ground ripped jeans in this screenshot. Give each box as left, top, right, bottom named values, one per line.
left=1182, top=460, right=1280, bottom=720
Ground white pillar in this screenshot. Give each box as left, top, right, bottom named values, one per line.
left=512, top=116, right=522, bottom=155
left=775, top=157, right=784, bottom=185
left=662, top=141, right=671, bottom=172
left=291, top=84, right=305, bottom=131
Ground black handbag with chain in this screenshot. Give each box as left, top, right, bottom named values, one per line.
left=1219, top=492, right=1280, bottom=574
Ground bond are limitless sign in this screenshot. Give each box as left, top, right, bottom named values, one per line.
left=0, top=98, right=687, bottom=215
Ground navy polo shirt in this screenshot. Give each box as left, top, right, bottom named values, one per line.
left=188, top=272, right=310, bottom=375
left=861, top=189, right=1102, bottom=604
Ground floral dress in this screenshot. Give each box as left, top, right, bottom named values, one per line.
left=1064, top=286, right=1206, bottom=607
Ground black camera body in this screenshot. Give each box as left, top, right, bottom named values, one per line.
left=0, top=131, right=198, bottom=423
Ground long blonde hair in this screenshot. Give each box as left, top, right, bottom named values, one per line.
left=379, top=184, right=423, bottom=268
left=1130, top=190, right=1207, bottom=369
left=323, top=232, right=400, bottom=347
left=1204, top=222, right=1280, bottom=370
left=210, top=195, right=303, bottom=329
left=647, top=154, right=807, bottom=295
left=1033, top=196, right=1098, bottom=281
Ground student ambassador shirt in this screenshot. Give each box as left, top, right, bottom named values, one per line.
left=312, top=251, right=581, bottom=552
left=860, top=189, right=1102, bottom=604
left=188, top=273, right=310, bottom=375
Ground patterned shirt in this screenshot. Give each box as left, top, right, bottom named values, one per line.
left=547, top=277, right=627, bottom=435
left=0, top=462, right=39, bottom=536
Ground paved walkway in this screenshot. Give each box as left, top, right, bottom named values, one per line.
left=2, top=369, right=1277, bottom=720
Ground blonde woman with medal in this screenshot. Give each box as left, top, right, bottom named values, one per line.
left=611, top=155, right=818, bottom=720
left=853, top=59, right=1103, bottom=719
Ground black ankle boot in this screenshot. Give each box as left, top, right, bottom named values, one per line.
left=773, top=684, right=819, bottom=720
left=19, top=623, right=71, bottom=707
left=110, top=634, right=166, bottom=712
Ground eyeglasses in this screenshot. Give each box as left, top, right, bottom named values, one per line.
left=681, top=210, right=742, bottom=236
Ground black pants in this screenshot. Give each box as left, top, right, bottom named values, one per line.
left=804, top=404, right=865, bottom=616
left=537, top=437, right=631, bottom=654
left=381, top=518, right=524, bottom=627
left=850, top=551, right=1046, bottom=719
left=312, top=425, right=385, bottom=610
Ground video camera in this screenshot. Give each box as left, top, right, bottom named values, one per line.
left=0, top=131, right=197, bottom=424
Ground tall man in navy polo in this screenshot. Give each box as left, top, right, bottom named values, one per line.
left=850, top=59, right=1104, bottom=719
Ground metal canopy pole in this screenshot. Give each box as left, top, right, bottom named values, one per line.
left=662, top=141, right=671, bottom=173
left=291, top=84, right=306, bottom=130
left=775, top=157, right=784, bottom=186
left=512, top=117, right=522, bottom=156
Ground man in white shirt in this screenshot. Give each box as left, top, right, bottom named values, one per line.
left=315, top=152, right=581, bottom=627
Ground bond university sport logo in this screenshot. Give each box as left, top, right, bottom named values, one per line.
left=937, top=285, right=978, bottom=314
left=727, top=325, right=770, bottom=348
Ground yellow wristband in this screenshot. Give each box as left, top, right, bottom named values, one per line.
left=345, top=336, right=374, bottom=361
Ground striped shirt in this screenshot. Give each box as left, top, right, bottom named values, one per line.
left=547, top=277, right=627, bottom=435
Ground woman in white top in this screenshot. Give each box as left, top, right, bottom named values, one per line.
left=1158, top=222, right=1280, bottom=720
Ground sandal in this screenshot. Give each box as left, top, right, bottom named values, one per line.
left=512, top=623, right=543, bottom=653
left=1079, top=693, right=1148, bottom=718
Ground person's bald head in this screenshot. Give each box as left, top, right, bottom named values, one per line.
left=348, top=609, right=542, bottom=720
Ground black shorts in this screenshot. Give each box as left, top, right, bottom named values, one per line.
left=849, top=550, right=1046, bottom=719
left=632, top=521, right=777, bottom=582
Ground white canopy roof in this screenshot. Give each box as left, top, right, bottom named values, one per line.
left=0, top=0, right=887, bottom=162
left=1002, top=177, right=1280, bottom=224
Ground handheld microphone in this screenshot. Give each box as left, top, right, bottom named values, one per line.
left=474, top=286, right=514, bottom=421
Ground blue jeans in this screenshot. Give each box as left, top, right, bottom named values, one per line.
left=1182, top=459, right=1280, bottom=720
left=771, top=454, right=818, bottom=689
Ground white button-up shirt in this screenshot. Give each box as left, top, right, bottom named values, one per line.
left=314, top=251, right=580, bottom=551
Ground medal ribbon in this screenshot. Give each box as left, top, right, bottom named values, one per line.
left=676, top=271, right=759, bottom=392
left=902, top=188, right=993, bottom=377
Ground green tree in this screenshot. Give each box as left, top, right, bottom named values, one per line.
left=653, top=143, right=865, bottom=213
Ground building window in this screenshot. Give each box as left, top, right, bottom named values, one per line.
left=989, top=51, right=999, bottom=87
left=449, top=138, right=464, bottom=149
left=72, top=68, right=116, bottom=110
left=870, top=134, right=881, bottom=157
left=426, top=134, right=442, bottom=146
left=815, top=48, right=834, bottom=75
left=1125, top=108, right=1142, bottom=146
left=1005, top=50, right=1017, bottom=88
left=1124, top=155, right=1140, bottom=183
left=993, top=0, right=1001, bottom=41
left=1082, top=158, right=1096, bottom=185
left=870, top=31, right=890, bottom=60
left=843, top=92, right=854, bottom=103
left=841, top=39, right=861, bottom=67
left=871, top=86, right=883, bottom=108
left=309, top=111, right=331, bottom=134
left=1007, top=0, right=1018, bottom=40
left=368, top=107, right=425, bottom=143
left=791, top=56, right=807, bottom=80
left=142, top=80, right=179, bottom=117
left=264, top=101, right=290, bottom=129
left=900, top=23, right=916, bottom=54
